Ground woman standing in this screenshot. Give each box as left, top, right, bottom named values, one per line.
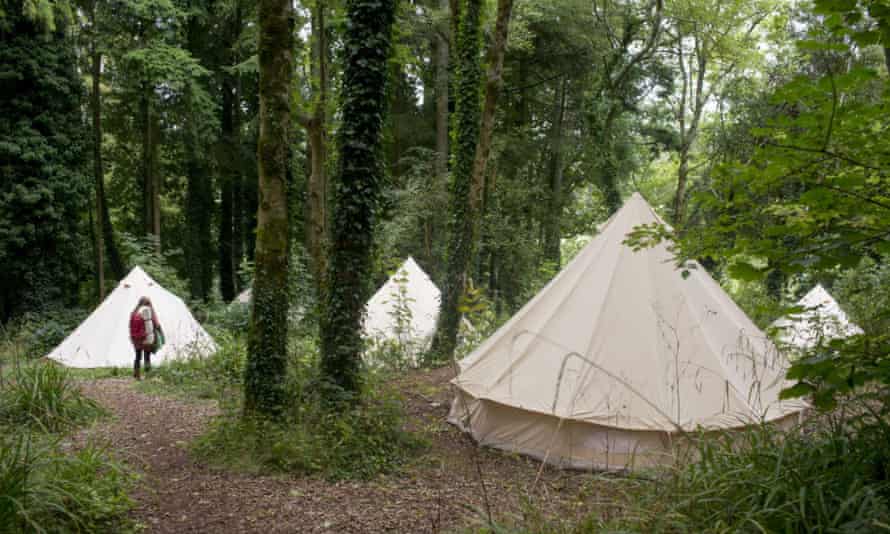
left=129, top=296, right=162, bottom=379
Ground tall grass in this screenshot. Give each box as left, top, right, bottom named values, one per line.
left=0, top=433, right=133, bottom=533
left=0, top=362, right=103, bottom=432
left=480, top=409, right=890, bottom=534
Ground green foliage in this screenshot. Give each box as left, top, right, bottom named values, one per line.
left=0, top=5, right=90, bottom=322
left=0, top=306, right=89, bottom=362
left=195, top=374, right=424, bottom=480
left=0, top=434, right=133, bottom=533
left=141, top=330, right=246, bottom=399
left=320, top=0, right=397, bottom=397
left=0, top=362, right=104, bottom=432
left=118, top=232, right=189, bottom=296
left=484, top=411, right=890, bottom=534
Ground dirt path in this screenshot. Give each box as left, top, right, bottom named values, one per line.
left=77, top=370, right=596, bottom=533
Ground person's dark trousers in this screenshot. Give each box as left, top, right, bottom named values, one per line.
left=134, top=348, right=153, bottom=378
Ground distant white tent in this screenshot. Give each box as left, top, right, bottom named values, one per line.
left=235, top=287, right=252, bottom=305
left=364, top=257, right=441, bottom=359
left=47, top=267, right=217, bottom=368
left=450, top=193, right=807, bottom=470
left=771, top=284, right=863, bottom=351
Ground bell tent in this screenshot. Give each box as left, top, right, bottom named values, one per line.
left=364, top=257, right=441, bottom=357
left=771, top=284, right=862, bottom=351
left=450, top=193, right=807, bottom=470
left=47, top=267, right=217, bottom=368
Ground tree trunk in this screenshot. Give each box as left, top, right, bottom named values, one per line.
left=90, top=46, right=105, bottom=300
left=232, top=73, right=245, bottom=287
left=244, top=0, right=293, bottom=417
left=320, top=0, right=396, bottom=398
left=219, top=78, right=236, bottom=302
left=673, top=143, right=690, bottom=225
left=431, top=0, right=513, bottom=362
left=303, top=0, right=329, bottom=299
left=543, top=77, right=567, bottom=268
left=140, top=90, right=153, bottom=238
left=435, top=0, right=449, bottom=181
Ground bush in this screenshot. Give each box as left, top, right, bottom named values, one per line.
left=0, top=433, right=133, bottom=533
left=142, top=331, right=246, bottom=399
left=0, top=307, right=89, bottom=364
left=0, top=362, right=103, bottom=432
left=194, top=377, right=425, bottom=480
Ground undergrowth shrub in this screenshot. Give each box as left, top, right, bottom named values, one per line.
left=484, top=410, right=890, bottom=534
left=194, top=372, right=425, bottom=480
left=0, top=362, right=103, bottom=432
left=142, top=331, right=246, bottom=399
left=0, top=307, right=88, bottom=364
left=0, top=433, right=133, bottom=533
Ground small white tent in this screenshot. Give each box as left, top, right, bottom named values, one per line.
left=47, top=267, right=217, bottom=368
left=771, top=284, right=862, bottom=351
left=235, top=288, right=252, bottom=305
left=364, top=257, right=441, bottom=358
left=450, top=193, right=807, bottom=470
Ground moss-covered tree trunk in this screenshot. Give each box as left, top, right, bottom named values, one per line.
left=429, top=0, right=483, bottom=362
left=244, top=0, right=293, bottom=417
left=320, top=0, right=397, bottom=397
left=431, top=0, right=513, bottom=362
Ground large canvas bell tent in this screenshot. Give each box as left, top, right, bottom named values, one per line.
left=771, top=284, right=862, bottom=351
left=364, top=257, right=440, bottom=356
left=47, top=267, right=217, bottom=368
left=450, top=193, right=807, bottom=470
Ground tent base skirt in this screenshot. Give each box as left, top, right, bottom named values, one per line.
left=448, top=390, right=804, bottom=471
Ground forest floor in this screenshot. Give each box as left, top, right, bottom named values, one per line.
left=74, top=367, right=617, bottom=533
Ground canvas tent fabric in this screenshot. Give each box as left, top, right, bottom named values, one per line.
left=47, top=267, right=217, bottom=368
left=364, top=257, right=441, bottom=357
left=235, top=288, right=252, bottom=305
left=450, top=193, right=807, bottom=470
left=771, top=284, right=862, bottom=350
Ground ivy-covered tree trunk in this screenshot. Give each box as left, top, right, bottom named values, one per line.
left=244, top=0, right=293, bottom=417
left=431, top=0, right=513, bottom=361
left=429, top=0, right=483, bottom=362
left=320, top=0, right=397, bottom=397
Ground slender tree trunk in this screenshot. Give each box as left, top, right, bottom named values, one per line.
left=151, top=116, right=161, bottom=251
left=674, top=143, right=690, bottom=224
left=219, top=79, right=236, bottom=302
left=244, top=0, right=294, bottom=417
left=435, top=0, right=449, bottom=181
left=304, top=0, right=329, bottom=298
left=141, top=90, right=152, bottom=238
left=431, top=0, right=513, bottom=362
left=543, top=78, right=567, bottom=268
left=231, top=2, right=245, bottom=288
left=232, top=73, right=245, bottom=286
left=90, top=45, right=105, bottom=299
left=320, top=0, right=396, bottom=397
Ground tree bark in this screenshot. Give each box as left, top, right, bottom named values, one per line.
left=244, top=0, right=293, bottom=417
left=90, top=44, right=104, bottom=300
left=431, top=0, right=513, bottom=362
left=219, top=79, right=236, bottom=302
left=320, top=0, right=396, bottom=397
left=302, top=0, right=329, bottom=298
left=140, top=89, right=152, bottom=238
left=543, top=77, right=567, bottom=268
left=435, top=0, right=449, bottom=181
